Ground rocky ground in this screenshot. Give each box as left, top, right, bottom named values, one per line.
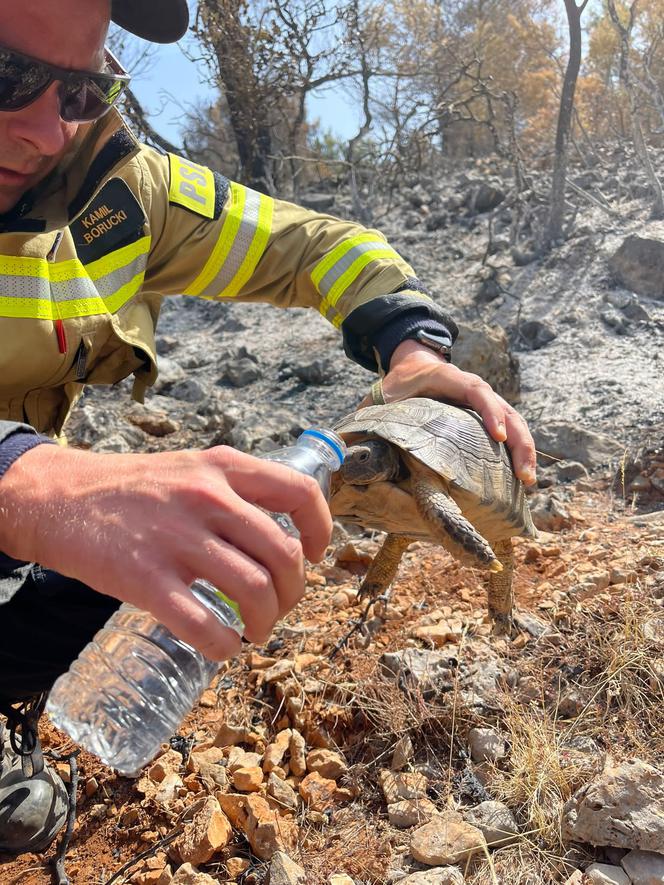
left=1, top=147, right=663, bottom=884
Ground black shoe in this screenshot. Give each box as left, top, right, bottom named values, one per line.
left=0, top=695, right=67, bottom=854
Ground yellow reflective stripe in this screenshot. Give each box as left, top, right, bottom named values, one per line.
left=85, top=236, right=151, bottom=281
left=184, top=183, right=274, bottom=299
left=185, top=184, right=245, bottom=296
left=0, top=255, right=75, bottom=280
left=0, top=295, right=76, bottom=320
left=311, top=232, right=381, bottom=289
left=168, top=154, right=216, bottom=219
left=0, top=237, right=150, bottom=282
left=0, top=237, right=150, bottom=320
left=102, top=268, right=147, bottom=314
left=0, top=237, right=150, bottom=283
left=311, top=232, right=402, bottom=322
left=320, top=246, right=397, bottom=317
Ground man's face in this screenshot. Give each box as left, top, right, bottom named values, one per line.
left=0, top=0, right=110, bottom=214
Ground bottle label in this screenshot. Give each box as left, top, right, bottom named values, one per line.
left=212, top=588, right=242, bottom=618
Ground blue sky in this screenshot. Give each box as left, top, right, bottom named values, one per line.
left=126, top=33, right=359, bottom=149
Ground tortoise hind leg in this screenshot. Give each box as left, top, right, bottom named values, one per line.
left=358, top=533, right=413, bottom=602
left=487, top=538, right=515, bottom=635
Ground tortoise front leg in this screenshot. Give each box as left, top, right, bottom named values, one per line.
left=358, top=533, right=413, bottom=602
left=330, top=533, right=413, bottom=659
left=412, top=476, right=516, bottom=632
left=412, top=477, right=501, bottom=571
left=487, top=538, right=514, bottom=635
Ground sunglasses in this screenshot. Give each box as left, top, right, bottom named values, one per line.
left=0, top=45, right=131, bottom=123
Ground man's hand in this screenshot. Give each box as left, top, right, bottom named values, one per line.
left=365, top=340, right=537, bottom=486
left=0, top=444, right=332, bottom=660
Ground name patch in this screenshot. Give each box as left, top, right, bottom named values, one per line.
left=71, top=178, right=146, bottom=264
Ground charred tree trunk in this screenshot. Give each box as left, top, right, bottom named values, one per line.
left=608, top=0, right=664, bottom=219
left=345, top=0, right=373, bottom=226
left=196, top=0, right=275, bottom=193
left=544, top=0, right=588, bottom=249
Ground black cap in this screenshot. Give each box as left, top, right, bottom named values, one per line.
left=111, top=0, right=189, bottom=44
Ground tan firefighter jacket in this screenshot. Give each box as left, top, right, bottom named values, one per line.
left=0, top=109, right=452, bottom=440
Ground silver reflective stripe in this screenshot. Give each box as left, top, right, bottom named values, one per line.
left=0, top=252, right=147, bottom=305
left=317, top=240, right=389, bottom=297
left=196, top=189, right=262, bottom=299
left=1, top=274, right=91, bottom=302
left=94, top=253, right=148, bottom=300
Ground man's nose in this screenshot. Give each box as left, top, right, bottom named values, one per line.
left=7, top=83, right=72, bottom=158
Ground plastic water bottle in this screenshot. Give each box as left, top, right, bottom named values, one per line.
left=46, top=429, right=346, bottom=776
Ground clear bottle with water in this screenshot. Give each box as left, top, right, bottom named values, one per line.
left=46, top=429, right=345, bottom=776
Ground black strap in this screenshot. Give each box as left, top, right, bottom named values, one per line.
left=0, top=692, right=47, bottom=776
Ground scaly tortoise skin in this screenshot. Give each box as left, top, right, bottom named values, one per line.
left=330, top=397, right=537, bottom=633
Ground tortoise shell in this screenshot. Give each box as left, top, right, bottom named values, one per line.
left=331, top=398, right=536, bottom=546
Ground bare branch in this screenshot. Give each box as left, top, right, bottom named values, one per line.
left=121, top=88, right=183, bottom=155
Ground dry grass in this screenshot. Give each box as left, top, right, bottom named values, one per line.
left=272, top=561, right=664, bottom=884
left=591, top=593, right=662, bottom=699
left=487, top=697, right=597, bottom=854
left=298, top=807, right=394, bottom=884
left=328, top=661, right=460, bottom=774
left=563, top=586, right=664, bottom=758
left=465, top=843, right=586, bottom=885
left=465, top=574, right=664, bottom=883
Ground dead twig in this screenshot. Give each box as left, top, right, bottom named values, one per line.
left=329, top=596, right=375, bottom=660
left=103, top=828, right=183, bottom=885
left=47, top=749, right=79, bottom=885
left=565, top=179, right=618, bottom=217
left=329, top=587, right=392, bottom=661
left=9, top=866, right=47, bottom=885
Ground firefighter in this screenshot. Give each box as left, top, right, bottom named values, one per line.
left=0, top=0, right=536, bottom=853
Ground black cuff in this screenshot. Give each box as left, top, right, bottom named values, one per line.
left=341, top=292, right=459, bottom=372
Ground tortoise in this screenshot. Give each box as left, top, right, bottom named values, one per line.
left=330, top=397, right=537, bottom=634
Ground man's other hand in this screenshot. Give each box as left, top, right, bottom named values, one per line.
left=364, top=339, right=537, bottom=486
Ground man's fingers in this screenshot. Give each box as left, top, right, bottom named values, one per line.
left=381, top=362, right=538, bottom=487
left=128, top=571, right=243, bottom=662
left=209, top=447, right=333, bottom=562
left=438, top=370, right=510, bottom=442
left=182, top=534, right=285, bottom=643
left=463, top=382, right=537, bottom=486
left=206, top=504, right=306, bottom=622
left=479, top=391, right=537, bottom=485
left=286, top=477, right=334, bottom=562
left=503, top=407, right=537, bottom=485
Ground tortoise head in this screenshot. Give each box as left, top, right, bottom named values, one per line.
left=341, top=439, right=401, bottom=484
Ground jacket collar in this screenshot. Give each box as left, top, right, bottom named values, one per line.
left=0, top=109, right=140, bottom=235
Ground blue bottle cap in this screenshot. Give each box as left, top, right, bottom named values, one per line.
left=300, top=429, right=346, bottom=465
